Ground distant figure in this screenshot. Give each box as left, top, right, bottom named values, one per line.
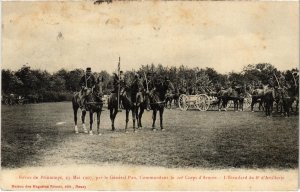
left=79, top=67, right=96, bottom=111
left=113, top=71, right=126, bottom=92
left=267, top=76, right=275, bottom=98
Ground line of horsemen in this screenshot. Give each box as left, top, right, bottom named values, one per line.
left=72, top=67, right=298, bottom=134
left=165, top=75, right=299, bottom=116
left=77, top=67, right=298, bottom=117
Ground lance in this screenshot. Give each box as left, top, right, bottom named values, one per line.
left=117, top=57, right=121, bottom=111
left=273, top=72, right=280, bottom=88
left=143, top=71, right=149, bottom=92
left=292, top=72, right=297, bottom=87
left=85, top=71, right=87, bottom=88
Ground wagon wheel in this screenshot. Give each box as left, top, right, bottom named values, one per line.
left=197, top=94, right=210, bottom=111
left=178, top=94, right=189, bottom=111
left=227, top=100, right=234, bottom=108
left=243, top=96, right=252, bottom=109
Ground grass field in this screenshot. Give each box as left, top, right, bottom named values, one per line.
left=1, top=102, right=298, bottom=169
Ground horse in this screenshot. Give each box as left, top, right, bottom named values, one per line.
left=72, top=77, right=103, bottom=134
left=122, top=80, right=144, bottom=132
left=165, top=89, right=179, bottom=109
left=108, top=78, right=143, bottom=132
left=217, top=87, right=239, bottom=111
left=85, top=77, right=104, bottom=135
left=263, top=86, right=274, bottom=117
left=135, top=88, right=149, bottom=129
left=279, top=85, right=297, bottom=117
left=148, top=79, right=174, bottom=131
left=250, top=87, right=265, bottom=112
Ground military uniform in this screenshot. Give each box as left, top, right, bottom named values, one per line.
left=131, top=73, right=144, bottom=104
left=267, top=77, right=275, bottom=98
left=112, top=71, right=126, bottom=94
left=79, top=67, right=96, bottom=111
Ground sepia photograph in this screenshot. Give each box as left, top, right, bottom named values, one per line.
left=1, top=0, right=299, bottom=190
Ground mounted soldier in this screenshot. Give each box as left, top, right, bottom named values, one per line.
left=111, top=70, right=126, bottom=109
left=79, top=67, right=96, bottom=111
left=131, top=73, right=144, bottom=105
left=112, top=70, right=126, bottom=94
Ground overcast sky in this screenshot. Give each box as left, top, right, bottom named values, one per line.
left=2, top=1, right=299, bottom=74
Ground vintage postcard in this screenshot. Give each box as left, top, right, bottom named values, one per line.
left=1, top=0, right=299, bottom=191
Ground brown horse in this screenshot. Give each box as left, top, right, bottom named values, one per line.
left=250, top=87, right=265, bottom=112
left=279, top=85, right=297, bottom=117
left=72, top=77, right=103, bottom=134
left=108, top=79, right=144, bottom=133
left=148, top=79, right=174, bottom=131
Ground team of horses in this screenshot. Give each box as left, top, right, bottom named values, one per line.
left=72, top=76, right=299, bottom=134
left=72, top=76, right=174, bottom=134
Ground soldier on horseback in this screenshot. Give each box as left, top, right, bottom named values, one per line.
left=267, top=75, right=276, bottom=98
left=111, top=70, right=126, bottom=109
left=112, top=70, right=126, bottom=94
left=79, top=67, right=96, bottom=111
left=131, top=73, right=144, bottom=106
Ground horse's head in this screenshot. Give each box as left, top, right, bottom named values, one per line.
left=93, top=76, right=104, bottom=99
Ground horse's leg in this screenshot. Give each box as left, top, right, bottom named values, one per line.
left=89, top=110, right=93, bottom=135
left=110, top=108, right=115, bottom=131
left=125, top=109, right=129, bottom=133
left=223, top=98, right=228, bottom=111
left=82, top=110, right=88, bottom=133
left=132, top=108, right=136, bottom=132
left=251, top=98, right=255, bottom=112
left=138, top=106, right=145, bottom=128
left=97, top=111, right=101, bottom=135
left=160, top=107, right=164, bottom=131
left=217, top=97, right=222, bottom=111
left=265, top=102, right=268, bottom=116
left=136, top=107, right=140, bottom=129
left=73, top=106, right=79, bottom=134
left=152, top=109, right=157, bottom=131
left=280, top=101, right=283, bottom=115
left=233, top=99, right=237, bottom=112
left=240, top=99, right=244, bottom=111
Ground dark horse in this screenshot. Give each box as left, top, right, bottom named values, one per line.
left=262, top=86, right=274, bottom=117
left=218, top=87, right=244, bottom=111
left=72, top=77, right=104, bottom=135
left=148, top=79, right=174, bottom=131
left=279, top=85, right=298, bottom=117
left=250, top=87, right=265, bottom=112
left=108, top=79, right=143, bottom=132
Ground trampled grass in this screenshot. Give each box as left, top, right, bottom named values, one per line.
left=1, top=102, right=298, bottom=169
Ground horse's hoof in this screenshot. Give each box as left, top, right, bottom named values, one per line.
left=84, top=130, right=88, bottom=134
left=125, top=130, right=129, bottom=134
left=152, top=128, right=157, bottom=132
left=75, top=131, right=79, bottom=134
left=134, top=130, right=137, bottom=133
left=218, top=109, right=221, bottom=112
left=161, top=128, right=165, bottom=131
left=89, top=131, right=93, bottom=135
left=98, top=133, right=102, bottom=136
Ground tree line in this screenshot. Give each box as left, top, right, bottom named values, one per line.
left=1, top=63, right=298, bottom=102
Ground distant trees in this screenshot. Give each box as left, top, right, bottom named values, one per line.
left=1, top=63, right=298, bottom=102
